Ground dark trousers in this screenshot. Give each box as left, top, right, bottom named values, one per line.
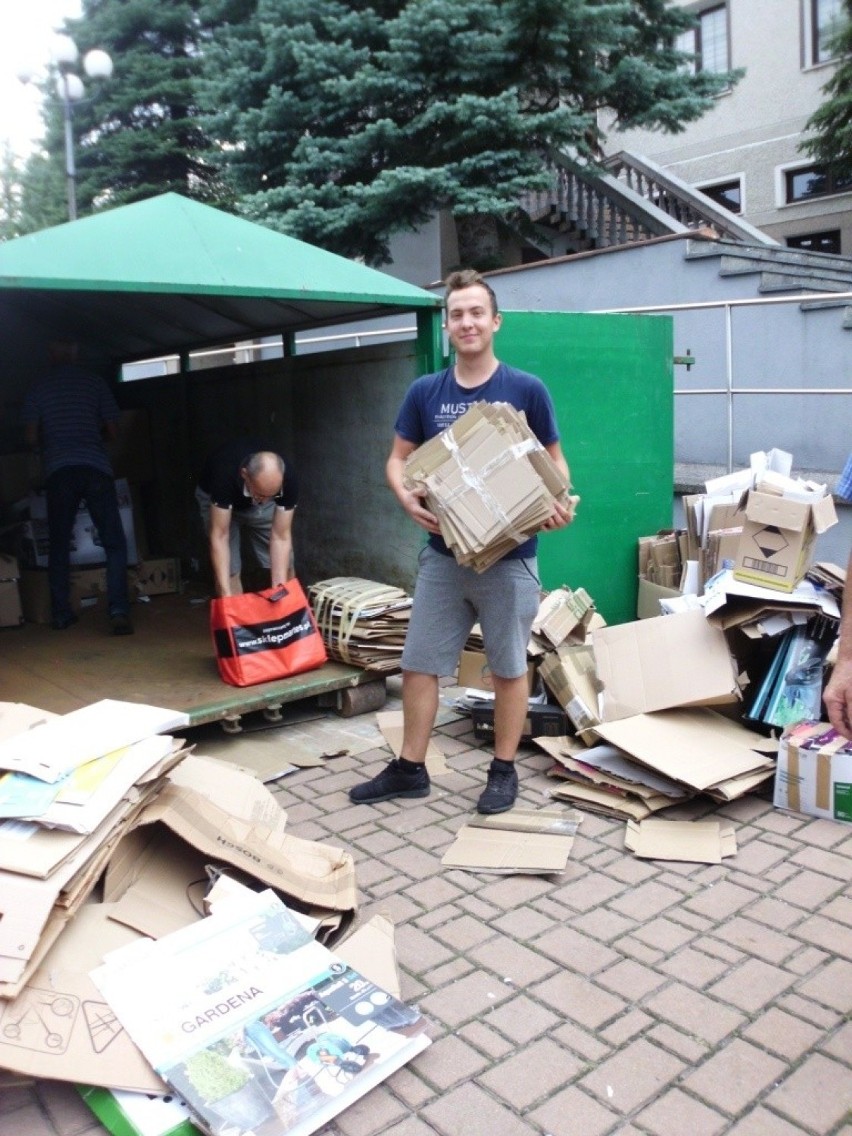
left=46, top=466, right=129, bottom=622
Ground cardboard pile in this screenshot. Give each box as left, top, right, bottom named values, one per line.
left=638, top=449, right=839, bottom=617
left=0, top=722, right=361, bottom=1092
left=309, top=577, right=412, bottom=671
left=403, top=401, right=577, bottom=572
left=0, top=699, right=191, bottom=999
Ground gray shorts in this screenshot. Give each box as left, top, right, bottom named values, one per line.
left=195, top=485, right=274, bottom=575
left=401, top=545, right=540, bottom=679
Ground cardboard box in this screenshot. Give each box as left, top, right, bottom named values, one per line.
left=636, top=577, right=681, bottom=619
left=733, top=489, right=837, bottom=592
left=457, top=649, right=536, bottom=695
left=132, top=557, right=180, bottom=596
left=0, top=554, right=22, bottom=628
left=471, top=702, right=570, bottom=742
left=591, top=610, right=741, bottom=722
left=22, top=477, right=139, bottom=568
left=774, top=721, right=852, bottom=824
left=19, top=568, right=81, bottom=624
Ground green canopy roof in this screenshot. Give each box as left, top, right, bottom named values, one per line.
left=0, top=193, right=441, bottom=363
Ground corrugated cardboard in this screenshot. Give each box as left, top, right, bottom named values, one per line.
left=624, top=817, right=737, bottom=863
left=104, top=755, right=358, bottom=939
left=457, top=649, right=536, bottom=694
left=0, top=554, right=22, bottom=627
left=591, top=610, right=740, bottom=722
left=734, top=489, right=837, bottom=592
left=774, top=721, right=852, bottom=824
left=441, top=810, right=579, bottom=873
left=636, top=578, right=681, bottom=619
left=594, top=708, right=775, bottom=792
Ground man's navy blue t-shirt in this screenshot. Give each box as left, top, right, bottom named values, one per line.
left=394, top=362, right=561, bottom=559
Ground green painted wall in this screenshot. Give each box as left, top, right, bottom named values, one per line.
left=497, top=311, right=674, bottom=625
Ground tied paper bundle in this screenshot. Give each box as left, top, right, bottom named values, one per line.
left=309, top=577, right=412, bottom=671
left=404, top=401, right=578, bottom=572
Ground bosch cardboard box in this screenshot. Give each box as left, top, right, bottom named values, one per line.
left=774, top=721, right=852, bottom=825
left=733, top=489, right=837, bottom=593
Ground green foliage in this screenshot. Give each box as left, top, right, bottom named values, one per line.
left=198, top=0, right=739, bottom=265
left=0, top=147, right=68, bottom=240
left=800, top=0, right=852, bottom=181
left=29, top=0, right=232, bottom=224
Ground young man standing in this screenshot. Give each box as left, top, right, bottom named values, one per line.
left=350, top=269, right=574, bottom=814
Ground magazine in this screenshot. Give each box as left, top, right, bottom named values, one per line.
left=91, top=889, right=430, bottom=1136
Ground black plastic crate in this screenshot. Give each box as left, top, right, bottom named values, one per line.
left=471, top=703, right=571, bottom=743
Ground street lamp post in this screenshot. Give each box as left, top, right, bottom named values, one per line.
left=18, top=34, right=113, bottom=222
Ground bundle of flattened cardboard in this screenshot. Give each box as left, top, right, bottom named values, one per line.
left=0, top=700, right=359, bottom=1094
left=310, top=576, right=412, bottom=671
left=535, top=608, right=780, bottom=820
left=404, top=401, right=577, bottom=572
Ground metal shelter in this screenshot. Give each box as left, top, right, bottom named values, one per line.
left=0, top=192, right=444, bottom=373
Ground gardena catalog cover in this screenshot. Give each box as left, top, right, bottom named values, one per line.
left=90, top=889, right=430, bottom=1136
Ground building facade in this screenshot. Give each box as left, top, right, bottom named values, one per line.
left=608, top=0, right=852, bottom=255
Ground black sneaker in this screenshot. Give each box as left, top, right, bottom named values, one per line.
left=349, top=759, right=430, bottom=804
left=477, top=761, right=518, bottom=815
left=110, top=612, right=134, bottom=636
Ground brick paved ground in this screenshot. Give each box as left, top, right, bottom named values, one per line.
left=3, top=681, right=851, bottom=1136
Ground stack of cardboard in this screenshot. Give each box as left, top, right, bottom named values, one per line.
left=0, top=699, right=191, bottom=999
left=638, top=449, right=839, bottom=620
left=403, top=401, right=576, bottom=572
left=0, top=735, right=361, bottom=1092
left=309, top=577, right=412, bottom=672
left=535, top=609, right=777, bottom=806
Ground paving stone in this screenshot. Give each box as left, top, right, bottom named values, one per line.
left=599, top=1007, right=655, bottom=1046
left=456, top=1020, right=518, bottom=1060
left=478, top=1036, right=584, bottom=1110
left=629, top=915, right=697, bottom=953
left=709, top=914, right=801, bottom=964
left=724, top=1108, right=814, bottom=1136
left=530, top=924, right=620, bottom=975
left=481, top=993, right=561, bottom=1045
left=595, top=957, right=668, bottom=1000
left=578, top=1036, right=687, bottom=1114
left=634, top=1086, right=729, bottom=1136
left=527, top=1085, right=621, bottom=1136
left=646, top=1022, right=709, bottom=1063
left=741, top=1006, right=824, bottom=1061
left=658, top=945, right=732, bottom=988
left=681, top=879, right=757, bottom=920
left=609, top=879, right=686, bottom=920
left=467, top=933, right=560, bottom=986
left=37, top=1081, right=105, bottom=1136
left=680, top=1037, right=788, bottom=1115
left=412, top=1032, right=490, bottom=1091
left=707, top=956, right=796, bottom=1012
left=793, top=913, right=852, bottom=958
left=645, top=981, right=746, bottom=1044
left=763, top=1052, right=852, bottom=1132
left=421, top=1081, right=541, bottom=1136
left=793, top=955, right=852, bottom=1013
left=530, top=971, right=627, bottom=1031
left=418, top=968, right=515, bottom=1028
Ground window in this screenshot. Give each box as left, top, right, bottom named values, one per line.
left=700, top=178, right=742, bottom=213
left=786, top=230, right=842, bottom=254
left=785, top=163, right=852, bottom=202
left=676, top=5, right=729, bottom=74
left=809, top=0, right=844, bottom=64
